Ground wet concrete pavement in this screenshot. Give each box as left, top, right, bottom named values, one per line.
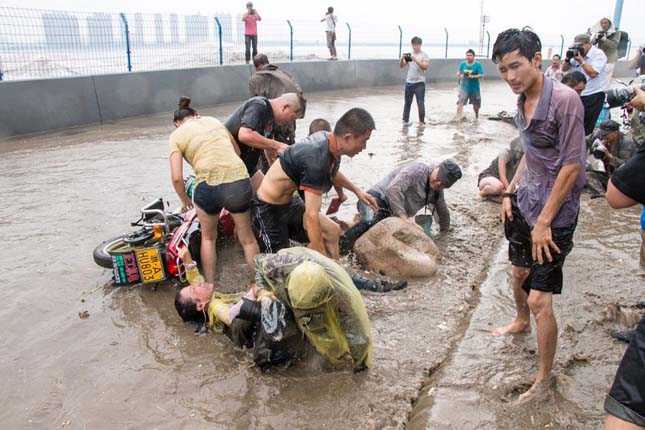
left=1, top=81, right=643, bottom=429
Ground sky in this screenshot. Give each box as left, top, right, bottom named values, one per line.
left=2, top=0, right=644, bottom=48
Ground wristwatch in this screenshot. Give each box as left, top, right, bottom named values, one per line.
left=184, top=261, right=197, bottom=269
left=502, top=192, right=514, bottom=199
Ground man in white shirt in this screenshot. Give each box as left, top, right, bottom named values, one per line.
left=562, top=33, right=607, bottom=135
left=399, top=36, right=430, bottom=125
left=545, top=54, right=563, bottom=81
left=321, top=7, right=337, bottom=60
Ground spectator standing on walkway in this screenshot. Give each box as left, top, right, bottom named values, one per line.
left=562, top=33, right=607, bottom=136
left=400, top=36, right=430, bottom=125
left=242, top=2, right=261, bottom=64
left=321, top=7, right=338, bottom=60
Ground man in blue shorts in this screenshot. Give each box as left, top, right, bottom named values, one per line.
left=491, top=28, right=586, bottom=401
left=456, top=49, right=484, bottom=120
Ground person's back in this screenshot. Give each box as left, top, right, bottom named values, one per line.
left=249, top=64, right=302, bottom=99
left=169, top=116, right=247, bottom=186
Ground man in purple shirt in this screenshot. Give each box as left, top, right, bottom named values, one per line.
left=491, top=28, right=586, bottom=401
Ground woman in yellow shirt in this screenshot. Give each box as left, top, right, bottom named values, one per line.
left=169, top=96, right=259, bottom=283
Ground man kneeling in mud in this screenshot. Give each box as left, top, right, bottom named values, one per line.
left=174, top=246, right=374, bottom=371
left=252, top=108, right=378, bottom=258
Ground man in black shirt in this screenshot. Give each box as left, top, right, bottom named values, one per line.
left=253, top=108, right=378, bottom=258
left=603, top=88, right=645, bottom=430
left=225, top=93, right=306, bottom=192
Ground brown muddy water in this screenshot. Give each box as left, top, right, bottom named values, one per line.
left=1, top=81, right=642, bottom=430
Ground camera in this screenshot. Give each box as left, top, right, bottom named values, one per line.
left=591, top=139, right=607, bottom=160
left=606, top=84, right=645, bottom=108
left=566, top=43, right=585, bottom=60
left=403, top=53, right=412, bottom=63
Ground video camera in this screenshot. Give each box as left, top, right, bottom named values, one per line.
left=606, top=84, right=645, bottom=108
left=566, top=43, right=585, bottom=60
left=591, top=139, right=607, bottom=160
left=403, top=53, right=413, bottom=63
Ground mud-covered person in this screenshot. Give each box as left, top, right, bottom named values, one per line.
left=174, top=245, right=374, bottom=372
left=253, top=108, right=378, bottom=259
left=339, top=159, right=462, bottom=254
left=603, top=124, right=645, bottom=430
left=400, top=36, right=430, bottom=125
left=491, top=28, right=587, bottom=401
left=477, top=137, right=524, bottom=203
left=249, top=54, right=303, bottom=175
left=169, top=97, right=259, bottom=283
left=224, top=93, right=306, bottom=192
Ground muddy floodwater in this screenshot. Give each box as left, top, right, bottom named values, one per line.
left=1, top=81, right=643, bottom=430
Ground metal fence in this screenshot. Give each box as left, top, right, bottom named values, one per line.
left=0, top=7, right=640, bottom=81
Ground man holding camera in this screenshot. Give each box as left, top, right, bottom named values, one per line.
left=586, top=119, right=637, bottom=196
left=321, top=7, right=338, bottom=60
left=562, top=33, right=607, bottom=136
left=455, top=49, right=484, bottom=120
left=591, top=17, right=622, bottom=89
left=242, top=2, right=261, bottom=65
left=400, top=36, right=430, bottom=125
left=628, top=46, right=645, bottom=76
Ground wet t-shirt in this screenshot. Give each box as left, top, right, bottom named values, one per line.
left=611, top=144, right=645, bottom=205
left=278, top=131, right=340, bottom=198
left=224, top=97, right=274, bottom=174
left=515, top=76, right=586, bottom=228
left=459, top=60, right=484, bottom=93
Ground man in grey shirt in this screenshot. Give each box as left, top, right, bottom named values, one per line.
left=339, top=160, right=462, bottom=254
left=400, top=36, right=430, bottom=124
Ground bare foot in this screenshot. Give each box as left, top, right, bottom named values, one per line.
left=515, top=375, right=555, bottom=404
left=492, top=320, right=530, bottom=337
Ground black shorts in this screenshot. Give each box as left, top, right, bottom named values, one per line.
left=252, top=195, right=307, bottom=253
left=604, top=314, right=645, bottom=426
left=193, top=178, right=253, bottom=216
left=504, top=195, right=576, bottom=295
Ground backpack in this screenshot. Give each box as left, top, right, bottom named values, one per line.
left=617, top=31, right=630, bottom=59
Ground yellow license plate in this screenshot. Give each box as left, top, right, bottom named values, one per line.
left=136, top=248, right=165, bottom=283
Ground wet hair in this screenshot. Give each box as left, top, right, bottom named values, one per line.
left=411, top=36, right=422, bottom=45
left=552, top=54, right=561, bottom=60
left=491, top=27, right=542, bottom=64
left=334, top=108, right=375, bottom=136
left=253, top=53, right=269, bottom=68
left=466, top=49, right=476, bottom=56
left=174, top=291, right=205, bottom=324
left=327, top=6, right=334, bottom=13
left=173, top=96, right=198, bottom=123
left=309, top=118, right=332, bottom=135
left=561, top=71, right=587, bottom=87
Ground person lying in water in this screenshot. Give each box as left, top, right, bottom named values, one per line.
left=174, top=246, right=405, bottom=371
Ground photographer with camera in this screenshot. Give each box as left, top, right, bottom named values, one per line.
left=242, top=2, right=262, bottom=65
left=321, top=7, right=338, bottom=60
left=562, top=33, right=607, bottom=136
left=585, top=119, right=636, bottom=196
left=400, top=36, right=430, bottom=125
left=591, top=17, right=622, bottom=89
left=628, top=45, right=645, bottom=76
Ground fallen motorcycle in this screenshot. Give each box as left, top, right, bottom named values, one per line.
left=92, top=177, right=235, bottom=286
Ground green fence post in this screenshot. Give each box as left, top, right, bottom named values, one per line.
left=444, top=28, right=449, bottom=58
left=346, top=22, right=352, bottom=60
left=560, top=34, right=565, bottom=57
left=287, top=20, right=293, bottom=61
left=214, top=17, right=223, bottom=65
left=398, top=25, right=403, bottom=59
left=486, top=30, right=491, bottom=58
left=119, top=13, right=132, bottom=72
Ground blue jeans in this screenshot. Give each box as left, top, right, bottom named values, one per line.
left=403, top=82, right=426, bottom=123
left=244, top=35, right=258, bottom=62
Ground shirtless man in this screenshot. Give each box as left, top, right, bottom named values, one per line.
left=252, top=108, right=378, bottom=258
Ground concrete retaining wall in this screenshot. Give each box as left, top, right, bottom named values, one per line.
left=0, top=59, right=635, bottom=139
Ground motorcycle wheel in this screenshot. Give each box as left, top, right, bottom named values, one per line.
left=93, top=234, right=159, bottom=269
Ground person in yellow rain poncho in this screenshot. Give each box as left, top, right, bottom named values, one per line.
left=174, top=246, right=373, bottom=372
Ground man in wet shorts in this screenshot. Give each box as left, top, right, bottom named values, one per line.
left=603, top=91, right=645, bottom=430
left=225, top=93, right=306, bottom=192
left=491, top=28, right=586, bottom=400
left=252, top=108, right=378, bottom=259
